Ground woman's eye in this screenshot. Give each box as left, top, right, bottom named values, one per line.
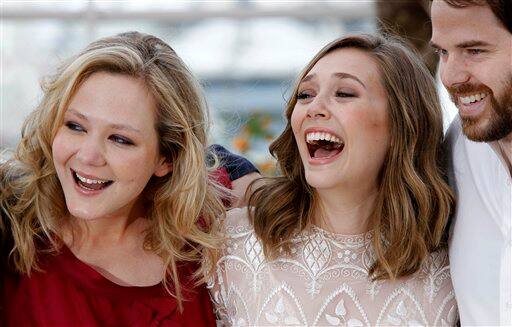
left=109, top=135, right=134, bottom=146
left=336, top=91, right=355, bottom=98
left=296, top=91, right=314, bottom=100
left=65, top=121, right=85, bottom=132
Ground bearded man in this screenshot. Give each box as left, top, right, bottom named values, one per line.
left=430, top=0, right=512, bottom=325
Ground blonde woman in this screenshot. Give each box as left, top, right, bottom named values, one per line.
left=209, top=34, right=459, bottom=326
left=0, top=32, right=257, bottom=326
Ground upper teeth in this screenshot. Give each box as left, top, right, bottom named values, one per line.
left=306, top=132, right=342, bottom=144
left=76, top=172, right=109, bottom=184
left=460, top=93, right=487, bottom=104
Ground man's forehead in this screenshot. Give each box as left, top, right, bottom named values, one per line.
left=430, top=1, right=503, bottom=46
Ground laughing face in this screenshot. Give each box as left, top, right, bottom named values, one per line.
left=52, top=72, right=171, bottom=221
left=431, top=0, right=512, bottom=142
left=291, top=48, right=390, bottom=193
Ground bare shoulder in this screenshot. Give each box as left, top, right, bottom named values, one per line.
left=230, top=172, right=261, bottom=207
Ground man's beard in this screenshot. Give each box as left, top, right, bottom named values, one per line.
left=448, top=76, right=512, bottom=142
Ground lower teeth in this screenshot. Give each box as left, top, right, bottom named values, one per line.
left=78, top=180, right=106, bottom=191
left=79, top=183, right=95, bottom=191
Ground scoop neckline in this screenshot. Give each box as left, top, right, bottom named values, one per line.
left=58, top=244, right=166, bottom=297
left=309, top=225, right=374, bottom=244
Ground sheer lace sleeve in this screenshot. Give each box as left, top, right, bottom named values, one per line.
left=411, top=249, right=459, bottom=326
left=207, top=207, right=253, bottom=326
left=207, top=271, right=230, bottom=326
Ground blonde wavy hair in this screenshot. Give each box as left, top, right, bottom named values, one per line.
left=0, top=31, right=225, bottom=306
left=248, top=34, right=455, bottom=280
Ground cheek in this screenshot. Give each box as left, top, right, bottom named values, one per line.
left=290, top=109, right=308, bottom=158
left=115, top=149, right=159, bottom=183
left=52, top=130, right=73, bottom=167
left=347, top=107, right=390, bottom=164
left=490, top=67, right=512, bottom=96
left=352, top=107, right=389, bottom=142
left=290, top=107, right=307, bottom=142
left=290, top=108, right=301, bottom=133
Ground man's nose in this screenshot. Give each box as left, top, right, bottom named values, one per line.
left=440, top=54, right=471, bottom=89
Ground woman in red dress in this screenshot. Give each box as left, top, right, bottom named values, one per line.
left=0, top=31, right=253, bottom=326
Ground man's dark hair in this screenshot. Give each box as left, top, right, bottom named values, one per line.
left=437, top=0, right=512, bottom=33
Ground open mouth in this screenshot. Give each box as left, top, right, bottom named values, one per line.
left=71, top=169, right=113, bottom=191
left=306, top=131, right=344, bottom=159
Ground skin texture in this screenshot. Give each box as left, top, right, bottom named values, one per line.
left=291, top=48, right=390, bottom=234
left=52, top=72, right=171, bottom=286
left=430, top=0, right=512, bottom=150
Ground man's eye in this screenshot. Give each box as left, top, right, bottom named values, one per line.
left=467, top=48, right=485, bottom=55
left=109, top=135, right=134, bottom=146
left=434, top=48, right=448, bottom=57
left=65, top=121, right=85, bottom=132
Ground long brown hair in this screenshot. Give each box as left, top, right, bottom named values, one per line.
left=248, top=34, right=454, bottom=280
left=0, top=32, right=225, bottom=306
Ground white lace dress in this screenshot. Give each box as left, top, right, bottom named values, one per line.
left=208, top=208, right=458, bottom=326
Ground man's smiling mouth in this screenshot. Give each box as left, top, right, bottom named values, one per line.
left=458, top=92, right=488, bottom=105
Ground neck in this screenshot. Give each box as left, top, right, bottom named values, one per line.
left=72, top=215, right=138, bottom=245
left=63, top=201, right=147, bottom=250
left=497, top=132, right=512, bottom=176
left=314, top=183, right=378, bottom=235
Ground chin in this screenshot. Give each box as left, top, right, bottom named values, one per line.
left=304, top=172, right=341, bottom=190
left=66, top=205, right=104, bottom=221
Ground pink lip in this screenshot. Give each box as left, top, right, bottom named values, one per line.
left=303, top=127, right=345, bottom=166
left=457, top=96, right=488, bottom=118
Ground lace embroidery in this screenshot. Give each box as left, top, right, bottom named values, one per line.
left=256, top=283, right=307, bottom=325
left=375, top=287, right=427, bottom=326
left=209, top=208, right=459, bottom=326
left=313, top=284, right=370, bottom=326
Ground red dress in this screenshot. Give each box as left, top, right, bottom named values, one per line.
left=1, top=168, right=235, bottom=326
left=3, top=246, right=215, bottom=326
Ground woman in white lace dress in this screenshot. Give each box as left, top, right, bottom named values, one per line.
left=208, top=34, right=459, bottom=326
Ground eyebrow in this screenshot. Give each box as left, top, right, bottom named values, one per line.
left=429, top=41, right=441, bottom=50
left=429, top=40, right=493, bottom=49
left=301, top=72, right=366, bottom=88
left=455, top=40, right=493, bottom=48
left=333, top=72, right=366, bottom=88
left=66, top=109, right=142, bottom=134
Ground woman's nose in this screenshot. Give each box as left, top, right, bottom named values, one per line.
left=75, top=137, right=106, bottom=167
left=306, top=96, right=331, bottom=120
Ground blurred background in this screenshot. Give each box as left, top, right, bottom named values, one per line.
left=0, top=0, right=456, bottom=174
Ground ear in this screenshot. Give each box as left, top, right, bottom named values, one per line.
left=154, top=157, right=172, bottom=177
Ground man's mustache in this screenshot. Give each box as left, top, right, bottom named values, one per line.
left=447, top=83, right=492, bottom=99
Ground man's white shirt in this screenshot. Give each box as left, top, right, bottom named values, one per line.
left=446, top=117, right=512, bottom=325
